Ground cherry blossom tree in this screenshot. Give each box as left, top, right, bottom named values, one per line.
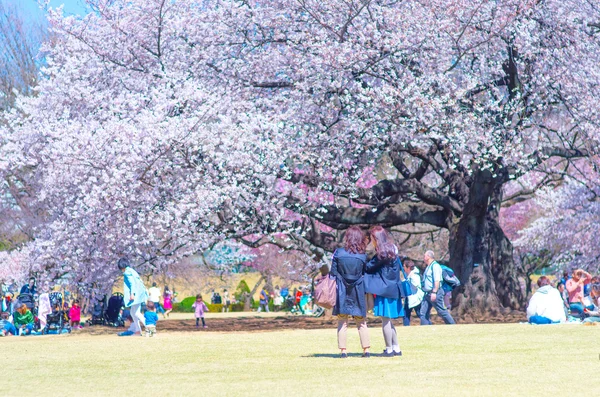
left=516, top=161, right=600, bottom=275
left=231, top=0, right=600, bottom=314
left=1, top=0, right=599, bottom=315
left=0, top=0, right=292, bottom=294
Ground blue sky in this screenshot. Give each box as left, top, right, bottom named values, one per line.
left=11, top=0, right=89, bottom=21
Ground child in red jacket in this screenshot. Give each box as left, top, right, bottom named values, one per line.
left=69, top=300, right=82, bottom=329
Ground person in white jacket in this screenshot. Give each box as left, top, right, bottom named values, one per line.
left=402, top=261, right=425, bottom=326
left=527, top=276, right=567, bottom=324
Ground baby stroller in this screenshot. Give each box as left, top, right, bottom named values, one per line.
left=87, top=295, right=107, bottom=326
left=42, top=292, right=71, bottom=334
left=284, top=295, right=296, bottom=312
left=312, top=305, right=325, bottom=317
left=104, top=293, right=125, bottom=327
left=18, top=293, right=36, bottom=313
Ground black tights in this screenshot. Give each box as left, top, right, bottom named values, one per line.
left=196, top=317, right=206, bottom=326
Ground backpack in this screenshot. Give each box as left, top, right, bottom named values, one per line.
left=440, top=265, right=461, bottom=289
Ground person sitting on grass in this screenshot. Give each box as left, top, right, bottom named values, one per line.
left=556, top=282, right=569, bottom=311
left=192, top=294, right=209, bottom=329
left=13, top=302, right=35, bottom=335
left=69, top=299, right=82, bottom=329
left=583, top=284, right=600, bottom=324
left=144, top=301, right=158, bottom=337
left=0, top=311, right=18, bottom=336
left=527, top=276, right=566, bottom=324
left=566, top=268, right=592, bottom=318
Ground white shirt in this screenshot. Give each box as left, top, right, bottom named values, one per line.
left=526, top=285, right=567, bottom=323
left=406, top=268, right=425, bottom=308
left=148, top=287, right=161, bottom=303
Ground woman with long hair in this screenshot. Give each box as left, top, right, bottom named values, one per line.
left=163, top=285, right=173, bottom=318
left=365, top=226, right=403, bottom=356
left=330, top=226, right=370, bottom=358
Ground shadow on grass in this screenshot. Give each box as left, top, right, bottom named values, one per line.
left=304, top=353, right=395, bottom=359
left=303, top=353, right=359, bottom=359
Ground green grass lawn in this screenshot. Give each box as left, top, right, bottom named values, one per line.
left=3, top=322, right=599, bottom=396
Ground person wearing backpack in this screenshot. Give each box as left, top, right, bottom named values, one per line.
left=402, top=260, right=424, bottom=326
left=419, top=251, right=455, bottom=325
left=440, top=264, right=461, bottom=310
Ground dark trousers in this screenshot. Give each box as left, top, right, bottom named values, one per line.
left=196, top=317, right=206, bottom=327
left=419, top=289, right=455, bottom=325
left=403, top=300, right=421, bottom=326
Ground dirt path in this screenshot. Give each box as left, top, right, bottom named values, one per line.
left=79, top=311, right=527, bottom=336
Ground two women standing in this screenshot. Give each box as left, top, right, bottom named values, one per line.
left=329, top=226, right=405, bottom=358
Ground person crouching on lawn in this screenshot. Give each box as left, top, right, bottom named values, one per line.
left=144, top=301, right=158, bottom=337
left=526, top=276, right=566, bottom=324
left=13, top=302, right=34, bottom=335
left=0, top=311, right=18, bottom=336
left=117, top=257, right=149, bottom=336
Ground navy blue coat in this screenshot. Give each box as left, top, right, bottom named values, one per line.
left=330, top=248, right=367, bottom=317
left=364, top=256, right=402, bottom=299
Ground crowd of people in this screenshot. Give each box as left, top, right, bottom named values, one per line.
left=3, top=239, right=598, bottom=343
left=1, top=277, right=83, bottom=336
left=0, top=259, right=181, bottom=337
left=526, top=269, right=600, bottom=324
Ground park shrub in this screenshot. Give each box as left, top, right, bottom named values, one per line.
left=234, top=279, right=255, bottom=307
left=172, top=296, right=195, bottom=312
left=205, top=303, right=223, bottom=312
left=174, top=300, right=242, bottom=313
left=249, top=300, right=277, bottom=312
left=230, top=302, right=245, bottom=312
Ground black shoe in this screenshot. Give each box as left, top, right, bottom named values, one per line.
left=341, top=353, right=348, bottom=358
left=362, top=352, right=370, bottom=358
left=394, top=350, right=402, bottom=356
left=382, top=350, right=394, bottom=357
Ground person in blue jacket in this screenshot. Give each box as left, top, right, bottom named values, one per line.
left=117, top=258, right=149, bottom=336
left=330, top=226, right=370, bottom=358
left=20, top=277, right=37, bottom=295
left=365, top=226, right=403, bottom=357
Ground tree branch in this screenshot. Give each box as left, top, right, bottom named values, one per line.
left=295, top=201, right=448, bottom=228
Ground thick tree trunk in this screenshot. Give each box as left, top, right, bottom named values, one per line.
left=449, top=170, right=524, bottom=318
